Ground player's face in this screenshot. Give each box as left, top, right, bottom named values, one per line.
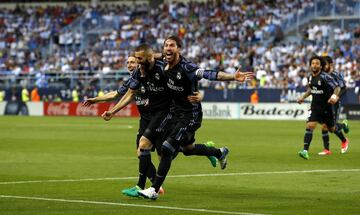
left=310, top=59, right=322, bottom=74
left=324, top=62, right=330, bottom=73
left=163, top=39, right=180, bottom=63
left=127, top=56, right=137, bottom=74
left=135, top=51, right=151, bottom=68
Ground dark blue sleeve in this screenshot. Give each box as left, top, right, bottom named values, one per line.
left=127, top=69, right=141, bottom=90
left=117, top=79, right=130, bottom=95
left=323, top=73, right=339, bottom=90
left=337, top=72, right=346, bottom=89
left=182, top=62, right=218, bottom=81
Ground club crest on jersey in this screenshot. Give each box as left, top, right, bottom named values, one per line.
left=318, top=80, right=321, bottom=86
left=155, top=73, right=160, bottom=80
left=176, top=72, right=181, bottom=80
left=140, top=86, right=146, bottom=93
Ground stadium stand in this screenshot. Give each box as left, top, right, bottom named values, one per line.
left=0, top=0, right=358, bottom=102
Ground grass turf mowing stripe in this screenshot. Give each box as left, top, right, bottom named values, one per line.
left=0, top=194, right=268, bottom=215
left=1, top=168, right=359, bottom=185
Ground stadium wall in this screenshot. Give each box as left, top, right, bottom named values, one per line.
left=1, top=102, right=359, bottom=120
left=3, top=88, right=359, bottom=104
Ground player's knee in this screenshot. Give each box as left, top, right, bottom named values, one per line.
left=139, top=136, right=152, bottom=150
left=161, top=141, right=175, bottom=157
left=143, top=128, right=155, bottom=142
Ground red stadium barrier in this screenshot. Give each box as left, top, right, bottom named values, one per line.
left=43, top=102, right=139, bottom=117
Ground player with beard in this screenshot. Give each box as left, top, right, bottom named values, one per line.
left=100, top=44, right=216, bottom=198
left=138, top=36, right=253, bottom=200
left=297, top=56, right=341, bottom=160
left=317, top=56, right=349, bottom=155
left=83, top=54, right=166, bottom=195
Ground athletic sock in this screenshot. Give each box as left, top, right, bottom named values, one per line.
left=146, top=161, right=156, bottom=183
left=137, top=149, right=151, bottom=189
left=152, top=141, right=175, bottom=192
left=322, top=130, right=330, bottom=150
left=182, top=144, right=222, bottom=158
left=334, top=125, right=346, bottom=142
left=152, top=153, right=172, bottom=192
left=303, top=128, right=313, bottom=151
left=336, top=123, right=344, bottom=130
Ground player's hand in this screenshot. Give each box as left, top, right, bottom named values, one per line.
left=101, top=111, right=113, bottom=121
left=234, top=69, right=254, bottom=82
left=82, top=98, right=97, bottom=107
left=328, top=94, right=339, bottom=105
left=187, top=92, right=203, bottom=103
left=297, top=97, right=304, bottom=104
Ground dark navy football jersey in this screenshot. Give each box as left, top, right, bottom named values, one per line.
left=127, top=60, right=171, bottom=112
left=117, top=77, right=149, bottom=119
left=330, top=71, right=346, bottom=97
left=308, top=71, right=339, bottom=107
left=163, top=56, right=202, bottom=114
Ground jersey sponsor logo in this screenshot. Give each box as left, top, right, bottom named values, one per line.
left=311, top=86, right=323, bottom=94
left=135, top=97, right=149, bottom=106
left=311, top=89, right=324, bottom=94
left=147, top=82, right=165, bottom=92
left=167, top=79, right=184, bottom=91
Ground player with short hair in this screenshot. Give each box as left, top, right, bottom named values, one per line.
left=100, top=44, right=217, bottom=198
left=83, top=54, right=165, bottom=194
left=297, top=56, right=341, bottom=160
left=138, top=35, right=253, bottom=200
left=317, top=56, right=349, bottom=155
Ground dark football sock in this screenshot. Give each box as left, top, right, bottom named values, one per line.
left=182, top=144, right=222, bottom=158
left=137, top=149, right=151, bottom=189
left=146, top=161, right=156, bottom=183
left=303, top=128, right=313, bottom=151
left=336, top=123, right=344, bottom=130
left=152, top=141, right=175, bottom=192
left=334, top=126, right=346, bottom=142
left=322, top=130, right=330, bottom=150
left=152, top=153, right=172, bottom=192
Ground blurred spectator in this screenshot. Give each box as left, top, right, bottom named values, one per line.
left=250, top=90, right=259, bottom=103
left=0, top=89, right=4, bottom=101
left=30, top=87, right=40, bottom=101
left=21, top=87, right=29, bottom=102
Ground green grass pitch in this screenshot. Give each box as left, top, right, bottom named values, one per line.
left=0, top=116, right=359, bottom=215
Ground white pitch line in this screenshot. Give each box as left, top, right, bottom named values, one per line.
left=0, top=194, right=267, bottom=215
left=0, top=169, right=359, bottom=185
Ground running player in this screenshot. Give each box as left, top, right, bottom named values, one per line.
left=297, top=56, right=341, bottom=160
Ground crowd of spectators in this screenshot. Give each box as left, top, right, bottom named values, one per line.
left=0, top=1, right=358, bottom=93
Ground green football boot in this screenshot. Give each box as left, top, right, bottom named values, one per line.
left=298, top=150, right=309, bottom=160
left=122, top=185, right=141, bottom=197
left=205, top=141, right=217, bottom=167
left=342, top=119, right=349, bottom=134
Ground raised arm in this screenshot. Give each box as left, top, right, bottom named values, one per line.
left=102, top=89, right=135, bottom=121
left=82, top=91, right=119, bottom=107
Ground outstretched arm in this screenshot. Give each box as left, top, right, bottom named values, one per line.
left=102, top=89, right=135, bottom=121
left=196, top=68, right=253, bottom=82
left=82, top=91, right=119, bottom=107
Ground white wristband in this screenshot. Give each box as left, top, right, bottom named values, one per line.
left=330, top=94, right=338, bottom=100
